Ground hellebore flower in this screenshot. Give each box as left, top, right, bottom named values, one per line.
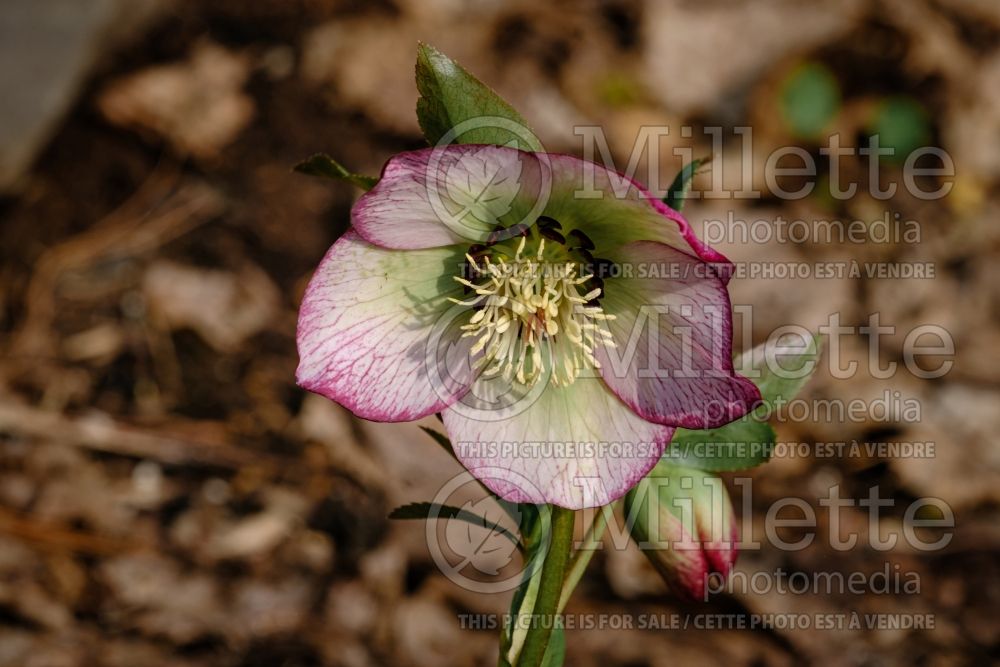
left=624, top=464, right=737, bottom=600
left=296, top=144, right=759, bottom=509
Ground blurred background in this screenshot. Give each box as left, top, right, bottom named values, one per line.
left=1, top=0, right=998, bottom=665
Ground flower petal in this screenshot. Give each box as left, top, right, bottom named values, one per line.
left=536, top=152, right=733, bottom=281
left=352, top=145, right=547, bottom=249
left=296, top=231, right=478, bottom=421
left=442, top=376, right=674, bottom=509
left=595, top=240, right=760, bottom=429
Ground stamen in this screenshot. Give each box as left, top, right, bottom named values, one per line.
left=540, top=226, right=566, bottom=244
left=453, top=241, right=616, bottom=388
left=567, top=228, right=596, bottom=251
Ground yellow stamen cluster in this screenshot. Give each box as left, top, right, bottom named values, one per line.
left=450, top=237, right=616, bottom=387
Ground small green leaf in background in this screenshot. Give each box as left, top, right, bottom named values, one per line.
left=663, top=156, right=711, bottom=212
left=779, top=62, right=840, bottom=140
left=388, top=502, right=520, bottom=547
left=597, top=72, right=644, bottom=108
left=870, top=96, right=931, bottom=163
left=416, top=43, right=541, bottom=150
left=293, top=154, right=378, bottom=191
left=662, top=334, right=822, bottom=471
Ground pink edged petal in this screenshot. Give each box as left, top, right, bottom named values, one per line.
left=442, top=376, right=674, bottom=509
left=352, top=145, right=547, bottom=249
left=536, top=152, right=733, bottom=282
left=296, top=230, right=478, bottom=421
left=595, top=240, right=761, bottom=429
left=644, top=197, right=734, bottom=284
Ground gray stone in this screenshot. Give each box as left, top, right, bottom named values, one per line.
left=0, top=0, right=162, bottom=192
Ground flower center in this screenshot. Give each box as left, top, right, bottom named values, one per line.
left=450, top=235, right=616, bottom=388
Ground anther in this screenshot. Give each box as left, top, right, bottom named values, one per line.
left=567, top=229, right=596, bottom=251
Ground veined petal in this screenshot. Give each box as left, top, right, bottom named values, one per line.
left=536, top=152, right=733, bottom=281
left=442, top=376, right=674, bottom=509
left=352, top=145, right=547, bottom=249
left=296, top=231, right=478, bottom=421
left=595, top=241, right=760, bottom=429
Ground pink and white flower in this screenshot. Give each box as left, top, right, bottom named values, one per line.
left=296, top=144, right=759, bottom=509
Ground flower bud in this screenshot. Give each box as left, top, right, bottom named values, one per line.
left=624, top=464, right=737, bottom=600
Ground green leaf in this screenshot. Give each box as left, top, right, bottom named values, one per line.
left=739, top=333, right=823, bottom=419
left=415, top=43, right=540, bottom=150
left=663, top=156, right=711, bottom=212
left=662, top=420, right=776, bottom=471
left=293, top=154, right=378, bottom=191
left=779, top=62, right=840, bottom=140
left=662, top=334, right=822, bottom=471
left=388, top=502, right=520, bottom=547
left=869, top=96, right=931, bottom=163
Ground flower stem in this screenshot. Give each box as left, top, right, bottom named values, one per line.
left=516, top=505, right=575, bottom=667
left=557, top=504, right=611, bottom=614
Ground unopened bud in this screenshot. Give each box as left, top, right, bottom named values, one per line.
left=623, top=464, right=737, bottom=600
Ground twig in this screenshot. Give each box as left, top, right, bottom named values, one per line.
left=0, top=398, right=261, bottom=469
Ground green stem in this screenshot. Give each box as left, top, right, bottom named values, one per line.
left=502, top=509, right=549, bottom=666
left=517, top=505, right=575, bottom=667
left=557, top=504, right=611, bottom=614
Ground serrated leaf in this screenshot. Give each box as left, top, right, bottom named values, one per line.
left=388, top=501, right=520, bottom=547
left=293, top=154, right=377, bottom=191
left=663, top=156, right=711, bottom=212
left=662, top=334, right=821, bottom=471
left=415, top=43, right=540, bottom=150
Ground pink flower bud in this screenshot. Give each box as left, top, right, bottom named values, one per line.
left=624, top=464, right=738, bottom=600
